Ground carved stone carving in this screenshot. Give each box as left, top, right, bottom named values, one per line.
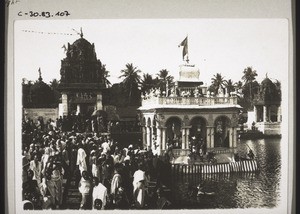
left=183, top=115, right=189, bottom=126
left=59, top=38, right=104, bottom=84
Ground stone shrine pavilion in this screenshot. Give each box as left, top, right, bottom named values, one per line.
left=138, top=63, right=242, bottom=155
left=57, top=35, right=107, bottom=116
left=252, top=76, right=281, bottom=135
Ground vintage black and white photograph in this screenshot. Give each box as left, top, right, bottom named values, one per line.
left=14, top=19, right=289, bottom=212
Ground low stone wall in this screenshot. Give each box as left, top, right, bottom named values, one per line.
left=23, top=108, right=59, bottom=123
left=257, top=122, right=281, bottom=135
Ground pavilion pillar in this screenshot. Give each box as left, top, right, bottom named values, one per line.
left=161, top=127, right=167, bottom=151
left=142, top=126, right=147, bottom=149
left=206, top=127, right=211, bottom=149
left=96, top=92, right=103, bottom=110
left=229, top=128, right=233, bottom=148
left=76, top=104, right=81, bottom=115
left=277, top=106, right=281, bottom=122
left=263, top=106, right=267, bottom=122
left=210, top=127, right=215, bottom=148
left=147, top=126, right=151, bottom=150
left=151, top=126, right=155, bottom=150
left=254, top=105, right=257, bottom=122
left=268, top=106, right=271, bottom=122
left=156, top=127, right=162, bottom=155
left=233, top=127, right=237, bottom=148
left=61, top=93, right=68, bottom=116
left=185, top=128, right=190, bottom=149
left=181, top=128, right=186, bottom=149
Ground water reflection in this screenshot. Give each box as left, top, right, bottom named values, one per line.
left=171, top=138, right=281, bottom=209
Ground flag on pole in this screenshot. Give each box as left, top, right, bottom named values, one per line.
left=178, top=36, right=188, bottom=61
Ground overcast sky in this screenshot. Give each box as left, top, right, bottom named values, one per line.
left=14, top=19, right=288, bottom=86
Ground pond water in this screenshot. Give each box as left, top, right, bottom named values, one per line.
left=170, top=138, right=281, bottom=209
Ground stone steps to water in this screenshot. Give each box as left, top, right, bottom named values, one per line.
left=172, top=160, right=259, bottom=175
left=64, top=188, right=81, bottom=209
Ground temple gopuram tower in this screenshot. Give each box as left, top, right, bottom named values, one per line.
left=57, top=34, right=106, bottom=116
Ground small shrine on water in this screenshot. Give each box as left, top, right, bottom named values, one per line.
left=138, top=63, right=242, bottom=156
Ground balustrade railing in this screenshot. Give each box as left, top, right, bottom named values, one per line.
left=142, top=96, right=237, bottom=106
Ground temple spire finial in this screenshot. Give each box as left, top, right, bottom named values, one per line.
left=266, top=72, right=268, bottom=78
left=72, top=27, right=84, bottom=38
left=80, top=27, right=83, bottom=38
left=38, top=67, right=42, bottom=81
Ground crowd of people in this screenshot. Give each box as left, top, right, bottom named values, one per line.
left=22, top=113, right=140, bottom=136
left=22, top=116, right=173, bottom=210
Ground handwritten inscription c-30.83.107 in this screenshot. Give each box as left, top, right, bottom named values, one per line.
left=18, top=11, right=71, bottom=18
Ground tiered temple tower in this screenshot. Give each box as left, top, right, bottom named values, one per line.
left=57, top=36, right=107, bottom=116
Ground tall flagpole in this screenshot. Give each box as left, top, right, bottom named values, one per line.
left=186, top=35, right=189, bottom=64
left=178, top=35, right=190, bottom=64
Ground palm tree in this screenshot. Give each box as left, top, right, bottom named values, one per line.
left=234, top=80, right=244, bottom=97
left=141, top=73, right=157, bottom=95
left=101, top=64, right=111, bottom=87
left=119, top=63, right=142, bottom=102
left=156, top=69, right=174, bottom=94
left=242, top=67, right=258, bottom=98
left=242, top=66, right=257, bottom=109
left=211, top=73, right=226, bottom=94
left=235, top=81, right=243, bottom=89
left=50, top=78, right=60, bottom=90
left=224, top=79, right=235, bottom=96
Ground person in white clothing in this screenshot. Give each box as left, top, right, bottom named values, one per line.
left=41, top=147, right=52, bottom=176
left=110, top=164, right=122, bottom=203
left=30, top=154, right=42, bottom=188
left=92, top=177, right=107, bottom=210
left=78, top=171, right=92, bottom=209
left=76, top=145, right=87, bottom=174
left=132, top=164, right=146, bottom=208
left=101, top=141, right=110, bottom=154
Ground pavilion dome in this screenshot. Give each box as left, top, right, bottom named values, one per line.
left=254, top=76, right=281, bottom=105
left=30, top=79, right=51, bottom=92
left=261, top=77, right=273, bottom=88
left=260, top=77, right=278, bottom=96
left=29, top=75, right=55, bottom=108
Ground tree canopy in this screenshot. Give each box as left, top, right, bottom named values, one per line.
left=119, top=63, right=142, bottom=104
left=156, top=69, right=174, bottom=95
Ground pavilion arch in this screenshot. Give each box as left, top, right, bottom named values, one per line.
left=147, top=117, right=152, bottom=127
left=214, top=115, right=231, bottom=148
left=269, top=105, right=280, bottom=122
left=189, top=116, right=208, bottom=141
left=142, top=117, right=146, bottom=126
left=165, top=116, right=182, bottom=148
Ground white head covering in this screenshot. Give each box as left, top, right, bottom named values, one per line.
left=124, top=155, right=130, bottom=162
left=133, top=170, right=145, bottom=183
